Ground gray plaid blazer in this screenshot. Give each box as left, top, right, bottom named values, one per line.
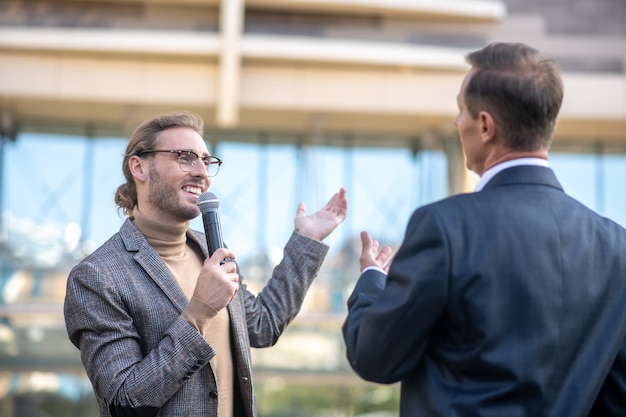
left=64, top=218, right=329, bottom=417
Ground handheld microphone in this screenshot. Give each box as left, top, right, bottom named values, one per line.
left=197, top=192, right=230, bottom=262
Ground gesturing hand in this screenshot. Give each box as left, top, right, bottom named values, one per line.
left=193, top=248, right=239, bottom=313
left=294, top=188, right=348, bottom=241
left=359, top=230, right=394, bottom=273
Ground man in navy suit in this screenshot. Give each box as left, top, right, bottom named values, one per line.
left=342, top=42, right=626, bottom=416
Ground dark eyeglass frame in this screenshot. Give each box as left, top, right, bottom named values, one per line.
left=137, top=149, right=222, bottom=177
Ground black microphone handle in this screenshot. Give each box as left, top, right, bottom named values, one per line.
left=202, top=209, right=224, bottom=257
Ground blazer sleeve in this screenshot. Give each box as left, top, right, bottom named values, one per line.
left=64, top=258, right=215, bottom=415
left=588, top=339, right=626, bottom=417
left=342, top=207, right=449, bottom=383
left=239, top=231, right=329, bottom=348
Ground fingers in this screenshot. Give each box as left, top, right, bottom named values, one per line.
left=195, top=252, right=240, bottom=311
left=228, top=275, right=239, bottom=302
left=382, top=252, right=396, bottom=274
left=295, top=202, right=306, bottom=218
left=326, top=188, right=348, bottom=217
left=206, top=248, right=238, bottom=294
left=296, top=187, right=347, bottom=221
left=333, top=188, right=348, bottom=219
left=360, top=230, right=373, bottom=252
left=360, top=230, right=394, bottom=271
left=222, top=261, right=239, bottom=302
left=310, top=188, right=348, bottom=214
left=209, top=248, right=236, bottom=266
left=377, top=245, right=394, bottom=265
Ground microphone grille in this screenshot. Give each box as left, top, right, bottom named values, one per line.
left=198, top=191, right=219, bottom=212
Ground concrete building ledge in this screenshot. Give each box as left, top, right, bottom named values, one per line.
left=0, top=27, right=469, bottom=70
left=248, top=0, right=507, bottom=21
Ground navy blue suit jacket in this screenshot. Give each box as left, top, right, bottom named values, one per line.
left=343, top=166, right=626, bottom=417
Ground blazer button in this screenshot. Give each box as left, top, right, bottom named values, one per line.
left=209, top=391, right=218, bottom=399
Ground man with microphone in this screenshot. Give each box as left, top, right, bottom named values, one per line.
left=64, top=111, right=347, bottom=417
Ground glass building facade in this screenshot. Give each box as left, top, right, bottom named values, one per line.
left=2, top=131, right=626, bottom=416
left=1, top=0, right=624, bottom=415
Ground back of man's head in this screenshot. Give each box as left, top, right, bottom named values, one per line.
left=464, top=42, right=564, bottom=152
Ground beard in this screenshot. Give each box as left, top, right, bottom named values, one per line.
left=147, top=163, right=200, bottom=222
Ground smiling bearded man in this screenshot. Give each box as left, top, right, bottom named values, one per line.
left=64, top=111, right=348, bottom=417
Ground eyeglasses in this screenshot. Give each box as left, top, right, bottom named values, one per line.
left=137, top=149, right=222, bottom=177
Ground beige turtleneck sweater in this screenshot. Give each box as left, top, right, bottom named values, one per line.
left=132, top=208, right=234, bottom=417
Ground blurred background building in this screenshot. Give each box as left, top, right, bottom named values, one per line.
left=0, top=0, right=625, bottom=416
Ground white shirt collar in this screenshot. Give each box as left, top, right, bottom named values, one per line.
left=474, top=158, right=549, bottom=192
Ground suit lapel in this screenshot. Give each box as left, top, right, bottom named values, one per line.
left=119, top=218, right=190, bottom=312
left=227, top=288, right=255, bottom=415
left=121, top=222, right=253, bottom=405
left=188, top=229, right=254, bottom=409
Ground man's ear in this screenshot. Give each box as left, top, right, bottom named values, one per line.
left=478, top=111, right=496, bottom=144
left=128, top=155, right=149, bottom=182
